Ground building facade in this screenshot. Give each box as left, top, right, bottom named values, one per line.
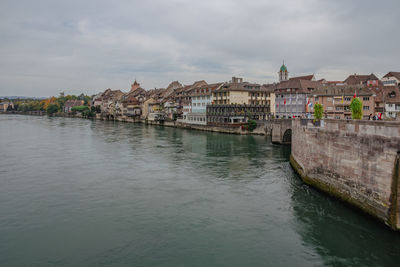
left=381, top=72, right=400, bottom=87
left=207, top=104, right=270, bottom=125
left=385, top=87, right=400, bottom=119
left=274, top=79, right=321, bottom=118
left=208, top=77, right=272, bottom=125
left=0, top=101, right=14, bottom=112
left=63, top=100, right=84, bottom=113
left=309, top=85, right=375, bottom=120
left=183, top=83, right=222, bottom=125
left=213, top=77, right=274, bottom=106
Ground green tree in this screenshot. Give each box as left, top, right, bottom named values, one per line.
left=46, top=103, right=59, bottom=114
left=248, top=119, right=257, bottom=131
left=350, top=98, right=363, bottom=119
left=314, top=103, right=323, bottom=120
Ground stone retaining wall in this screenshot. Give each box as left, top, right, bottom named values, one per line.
left=290, top=118, right=400, bottom=230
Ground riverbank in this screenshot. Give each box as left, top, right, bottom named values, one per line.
left=1, top=111, right=269, bottom=135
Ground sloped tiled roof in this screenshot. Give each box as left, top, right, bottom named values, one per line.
left=344, top=73, right=379, bottom=85
left=189, top=83, right=223, bottom=96
left=166, top=81, right=183, bottom=90
left=216, top=81, right=261, bottom=92
left=275, top=79, right=321, bottom=93
left=383, top=72, right=400, bottom=80
left=312, top=85, right=373, bottom=97
left=289, top=74, right=314, bottom=81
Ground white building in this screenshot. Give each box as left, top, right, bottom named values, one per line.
left=382, top=72, right=400, bottom=86
left=184, top=83, right=223, bottom=125
left=385, top=88, right=400, bottom=119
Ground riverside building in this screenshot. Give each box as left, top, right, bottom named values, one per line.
left=207, top=77, right=274, bottom=125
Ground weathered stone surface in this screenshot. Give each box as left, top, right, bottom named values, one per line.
left=291, top=119, right=400, bottom=230
left=271, top=119, right=292, bottom=144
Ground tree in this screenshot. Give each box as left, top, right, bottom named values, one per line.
left=46, top=103, right=59, bottom=114
left=248, top=119, right=257, bottom=131
left=314, top=103, right=323, bottom=120
left=350, top=98, right=363, bottom=119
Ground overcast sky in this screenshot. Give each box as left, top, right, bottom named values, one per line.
left=0, top=0, right=399, bottom=97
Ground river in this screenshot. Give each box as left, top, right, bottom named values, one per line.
left=0, top=114, right=399, bottom=266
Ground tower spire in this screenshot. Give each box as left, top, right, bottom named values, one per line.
left=278, top=61, right=289, bottom=82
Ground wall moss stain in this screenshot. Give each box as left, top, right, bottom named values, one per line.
left=290, top=154, right=390, bottom=228
left=291, top=119, right=400, bottom=230
left=388, top=154, right=400, bottom=230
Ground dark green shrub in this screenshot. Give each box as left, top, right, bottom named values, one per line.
left=248, top=119, right=257, bottom=131
left=71, top=105, right=89, bottom=112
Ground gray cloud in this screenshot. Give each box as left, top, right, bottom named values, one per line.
left=0, top=0, right=399, bottom=96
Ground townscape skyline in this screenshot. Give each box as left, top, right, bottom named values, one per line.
left=1, top=0, right=399, bottom=97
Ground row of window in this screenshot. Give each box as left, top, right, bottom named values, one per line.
left=195, top=88, right=210, bottom=93
left=314, top=96, right=370, bottom=102
left=387, top=104, right=400, bottom=108
left=193, top=96, right=211, bottom=100
left=187, top=116, right=206, bottom=122
left=250, top=100, right=270, bottom=105
left=279, top=94, right=305, bottom=98
left=249, top=93, right=271, bottom=97
left=192, top=102, right=207, bottom=107
left=383, top=80, right=397, bottom=85
left=214, top=92, right=271, bottom=97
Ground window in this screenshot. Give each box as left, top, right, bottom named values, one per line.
left=336, top=106, right=342, bottom=110
left=335, top=116, right=341, bottom=119
left=327, top=97, right=332, bottom=102
left=363, top=97, right=370, bottom=101
left=327, top=107, right=333, bottom=111
left=345, top=97, right=351, bottom=101
left=315, top=97, right=319, bottom=102
left=388, top=104, right=393, bottom=107
left=363, top=106, right=369, bottom=110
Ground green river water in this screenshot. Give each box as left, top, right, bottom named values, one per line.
left=0, top=115, right=399, bottom=266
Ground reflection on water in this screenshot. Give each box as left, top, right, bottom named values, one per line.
left=0, top=115, right=399, bottom=267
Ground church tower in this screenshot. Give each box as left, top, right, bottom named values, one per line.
left=278, top=62, right=289, bottom=82
left=130, top=80, right=140, bottom=92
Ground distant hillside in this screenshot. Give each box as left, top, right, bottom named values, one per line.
left=0, top=96, right=47, bottom=100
